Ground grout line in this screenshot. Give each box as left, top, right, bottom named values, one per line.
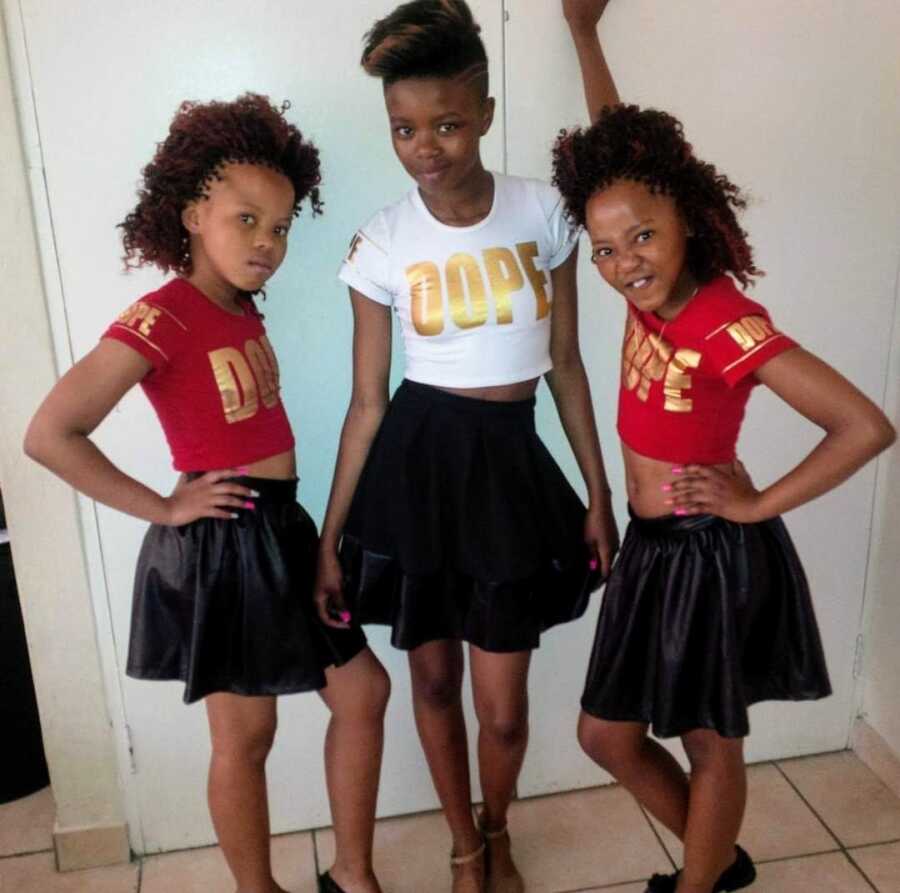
left=637, top=803, right=677, bottom=871
left=135, top=856, right=143, bottom=892
left=774, top=760, right=847, bottom=852
left=843, top=848, right=881, bottom=893
left=0, top=846, right=54, bottom=860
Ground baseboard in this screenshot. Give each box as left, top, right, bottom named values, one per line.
left=53, top=821, right=130, bottom=871
left=852, top=718, right=900, bottom=801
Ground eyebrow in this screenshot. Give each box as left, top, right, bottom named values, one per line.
left=591, top=218, right=656, bottom=244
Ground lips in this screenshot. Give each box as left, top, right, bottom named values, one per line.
left=625, top=275, right=653, bottom=290
left=247, top=259, right=273, bottom=276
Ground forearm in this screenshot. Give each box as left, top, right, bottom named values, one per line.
left=754, top=420, right=895, bottom=520
left=568, top=21, right=619, bottom=122
left=24, top=427, right=170, bottom=524
left=318, top=400, right=388, bottom=553
left=546, top=361, right=612, bottom=506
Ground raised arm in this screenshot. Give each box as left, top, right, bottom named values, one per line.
left=23, top=340, right=253, bottom=525
left=669, top=348, right=896, bottom=521
left=545, top=247, right=620, bottom=575
left=562, top=0, right=620, bottom=122
left=315, top=289, right=393, bottom=627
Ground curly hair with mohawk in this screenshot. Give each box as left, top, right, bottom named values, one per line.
left=361, top=0, right=489, bottom=98
left=552, top=104, right=761, bottom=287
left=120, top=93, right=323, bottom=276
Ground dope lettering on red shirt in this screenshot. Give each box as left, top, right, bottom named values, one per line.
left=104, top=279, right=295, bottom=471
left=617, top=276, right=798, bottom=464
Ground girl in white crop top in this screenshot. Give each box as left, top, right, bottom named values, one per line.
left=316, top=4, right=619, bottom=892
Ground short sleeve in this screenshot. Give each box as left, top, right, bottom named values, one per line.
left=337, top=212, right=394, bottom=306
left=704, top=305, right=799, bottom=386
left=536, top=181, right=580, bottom=270
left=102, top=298, right=187, bottom=372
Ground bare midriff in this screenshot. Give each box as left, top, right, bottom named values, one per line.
left=623, top=442, right=736, bottom=519
left=242, top=448, right=297, bottom=480
left=435, top=378, right=540, bottom=402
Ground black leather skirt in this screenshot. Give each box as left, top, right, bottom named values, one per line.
left=339, top=380, right=601, bottom=652
left=581, top=509, right=832, bottom=739
left=126, top=476, right=366, bottom=704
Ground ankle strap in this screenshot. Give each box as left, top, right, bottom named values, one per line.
left=450, top=841, right=486, bottom=867
left=477, top=817, right=509, bottom=840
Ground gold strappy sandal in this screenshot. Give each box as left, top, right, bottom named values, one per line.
left=479, top=821, right=525, bottom=893
left=450, top=840, right=487, bottom=893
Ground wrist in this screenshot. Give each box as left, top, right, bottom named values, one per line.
left=588, top=487, right=613, bottom=510
left=152, top=494, right=175, bottom=526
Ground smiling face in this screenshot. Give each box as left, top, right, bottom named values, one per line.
left=384, top=75, right=494, bottom=200
left=182, top=162, right=295, bottom=305
left=585, top=178, right=697, bottom=320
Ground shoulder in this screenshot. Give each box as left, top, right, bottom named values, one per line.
left=496, top=173, right=565, bottom=221
left=687, top=277, right=771, bottom=337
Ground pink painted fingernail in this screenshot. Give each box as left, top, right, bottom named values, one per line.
left=672, top=466, right=684, bottom=474
left=237, top=465, right=251, bottom=475
left=589, top=559, right=598, bottom=571
left=339, top=611, right=352, bottom=623
left=661, top=484, right=672, bottom=492
left=674, top=508, right=687, bottom=516
left=244, top=501, right=255, bottom=509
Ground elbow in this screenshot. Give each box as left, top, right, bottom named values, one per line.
left=22, top=418, right=47, bottom=465
left=854, top=408, right=896, bottom=460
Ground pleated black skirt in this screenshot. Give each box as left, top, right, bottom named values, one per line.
left=581, top=509, right=832, bottom=739
left=339, top=379, right=601, bottom=652
left=127, top=476, right=366, bottom=704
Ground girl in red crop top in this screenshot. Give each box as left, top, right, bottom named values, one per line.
left=24, top=96, right=389, bottom=893
left=553, top=11, right=895, bottom=893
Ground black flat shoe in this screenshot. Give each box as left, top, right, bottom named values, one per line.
left=645, top=845, right=757, bottom=893
left=318, top=872, right=348, bottom=893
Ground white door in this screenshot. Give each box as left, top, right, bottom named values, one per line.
left=11, top=0, right=505, bottom=853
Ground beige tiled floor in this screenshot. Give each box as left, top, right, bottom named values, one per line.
left=3, top=750, right=900, bottom=891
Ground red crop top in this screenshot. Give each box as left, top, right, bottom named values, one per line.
left=617, top=276, right=798, bottom=464
left=102, top=278, right=295, bottom=471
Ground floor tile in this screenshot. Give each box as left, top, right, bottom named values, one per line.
left=580, top=884, right=647, bottom=892
left=316, top=809, right=453, bottom=893
left=141, top=832, right=317, bottom=893
left=777, top=751, right=900, bottom=847
left=499, top=786, right=671, bottom=892
left=0, top=786, right=54, bottom=856
left=752, top=851, right=873, bottom=891
left=0, top=851, right=138, bottom=892
left=648, top=762, right=837, bottom=864
left=849, top=840, right=900, bottom=892
left=318, top=787, right=670, bottom=893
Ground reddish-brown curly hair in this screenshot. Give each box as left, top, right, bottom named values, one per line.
left=120, top=93, right=323, bottom=275
left=552, top=104, right=761, bottom=287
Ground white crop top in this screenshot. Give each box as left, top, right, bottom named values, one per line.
left=338, top=172, right=579, bottom=388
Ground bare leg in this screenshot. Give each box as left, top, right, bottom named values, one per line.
left=578, top=712, right=691, bottom=837
left=676, top=730, right=746, bottom=893
left=318, top=647, right=390, bottom=893
left=205, top=693, right=285, bottom=893
left=469, top=646, right=531, bottom=893
left=409, top=640, right=484, bottom=893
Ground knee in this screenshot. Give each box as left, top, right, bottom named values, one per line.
left=412, top=670, right=462, bottom=711
left=479, top=706, right=528, bottom=748
left=212, top=718, right=277, bottom=767
left=364, top=662, right=391, bottom=719
left=577, top=714, right=643, bottom=777
left=682, top=730, right=742, bottom=773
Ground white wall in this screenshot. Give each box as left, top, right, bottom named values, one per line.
left=861, top=290, right=900, bottom=754
left=0, top=5, right=127, bottom=855
left=3, top=0, right=899, bottom=857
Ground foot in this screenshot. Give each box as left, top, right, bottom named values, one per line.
left=482, top=825, right=524, bottom=893
left=319, top=868, right=383, bottom=893
left=451, top=841, right=486, bottom=893
left=645, top=845, right=756, bottom=893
